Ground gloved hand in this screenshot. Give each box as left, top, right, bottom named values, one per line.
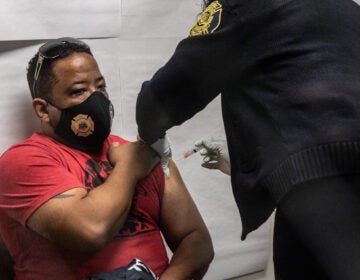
left=194, top=138, right=231, bottom=175
left=150, top=135, right=172, bottom=177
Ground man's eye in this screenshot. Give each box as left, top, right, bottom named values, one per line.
left=98, top=84, right=107, bottom=90
left=71, top=89, right=86, bottom=96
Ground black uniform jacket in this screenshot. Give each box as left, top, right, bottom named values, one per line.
left=136, top=0, right=360, bottom=239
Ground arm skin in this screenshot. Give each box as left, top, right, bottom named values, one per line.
left=0, top=235, right=14, bottom=280
left=160, top=160, right=214, bottom=280
left=27, top=141, right=159, bottom=253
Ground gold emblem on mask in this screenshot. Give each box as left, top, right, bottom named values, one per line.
left=190, top=1, right=222, bottom=37
left=71, top=114, right=94, bottom=137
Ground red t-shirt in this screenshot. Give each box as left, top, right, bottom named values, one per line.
left=0, top=133, right=168, bottom=280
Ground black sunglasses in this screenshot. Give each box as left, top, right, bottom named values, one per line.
left=32, top=37, right=90, bottom=98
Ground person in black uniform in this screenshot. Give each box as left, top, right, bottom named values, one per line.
left=136, top=0, right=360, bottom=279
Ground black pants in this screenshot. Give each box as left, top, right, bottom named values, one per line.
left=83, top=259, right=159, bottom=280
left=273, top=175, right=360, bottom=280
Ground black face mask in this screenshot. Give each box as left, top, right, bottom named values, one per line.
left=51, top=91, right=114, bottom=151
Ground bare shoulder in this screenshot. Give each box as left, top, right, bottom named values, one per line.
left=162, top=159, right=193, bottom=206
left=160, top=159, right=208, bottom=246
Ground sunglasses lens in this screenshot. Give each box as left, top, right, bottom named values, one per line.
left=39, top=37, right=90, bottom=58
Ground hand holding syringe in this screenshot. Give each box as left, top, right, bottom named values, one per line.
left=184, top=139, right=231, bottom=175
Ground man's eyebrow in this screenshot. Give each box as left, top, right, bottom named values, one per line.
left=69, top=80, right=86, bottom=87
left=66, top=76, right=105, bottom=89
left=71, top=76, right=105, bottom=85
left=96, top=76, right=105, bottom=83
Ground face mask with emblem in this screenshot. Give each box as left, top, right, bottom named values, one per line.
left=50, top=91, right=114, bottom=151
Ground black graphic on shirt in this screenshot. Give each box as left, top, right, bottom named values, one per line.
left=84, top=159, right=157, bottom=237
left=117, top=189, right=156, bottom=237
left=84, top=159, right=113, bottom=188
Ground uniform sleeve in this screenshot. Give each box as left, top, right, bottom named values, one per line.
left=136, top=0, right=243, bottom=144
left=0, top=144, right=85, bottom=226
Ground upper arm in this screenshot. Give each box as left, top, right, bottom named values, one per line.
left=1, top=146, right=100, bottom=251
left=0, top=145, right=84, bottom=227
left=26, top=187, right=92, bottom=248
left=159, top=160, right=211, bottom=251
left=1, top=148, right=92, bottom=249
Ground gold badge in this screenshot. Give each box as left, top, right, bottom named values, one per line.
left=71, top=114, right=94, bottom=137
left=190, top=1, right=223, bottom=37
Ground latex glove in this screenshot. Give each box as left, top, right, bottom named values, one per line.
left=194, top=138, right=231, bottom=175
left=150, top=135, right=172, bottom=177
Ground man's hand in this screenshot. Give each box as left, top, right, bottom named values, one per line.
left=149, top=135, right=172, bottom=177
left=108, top=141, right=160, bottom=180
left=194, top=138, right=231, bottom=175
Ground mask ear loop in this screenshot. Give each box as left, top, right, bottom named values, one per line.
left=45, top=99, right=63, bottom=110
left=43, top=99, right=62, bottom=131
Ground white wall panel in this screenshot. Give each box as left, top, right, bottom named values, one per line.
left=0, top=0, right=120, bottom=39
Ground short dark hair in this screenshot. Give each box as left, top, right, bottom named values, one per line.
left=27, top=39, right=93, bottom=101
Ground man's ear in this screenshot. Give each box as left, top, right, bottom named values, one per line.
left=32, top=98, right=50, bottom=122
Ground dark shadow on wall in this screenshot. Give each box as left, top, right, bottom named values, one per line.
left=0, top=37, right=115, bottom=53
left=0, top=40, right=45, bottom=54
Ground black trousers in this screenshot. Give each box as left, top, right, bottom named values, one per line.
left=273, top=175, right=360, bottom=280
left=83, top=259, right=159, bottom=280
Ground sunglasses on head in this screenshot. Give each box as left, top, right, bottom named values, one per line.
left=32, top=37, right=90, bottom=98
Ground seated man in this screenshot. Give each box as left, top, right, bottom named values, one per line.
left=0, top=38, right=214, bottom=280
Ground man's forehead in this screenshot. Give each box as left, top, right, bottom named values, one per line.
left=54, top=52, right=98, bottom=71
left=52, top=53, right=102, bottom=80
